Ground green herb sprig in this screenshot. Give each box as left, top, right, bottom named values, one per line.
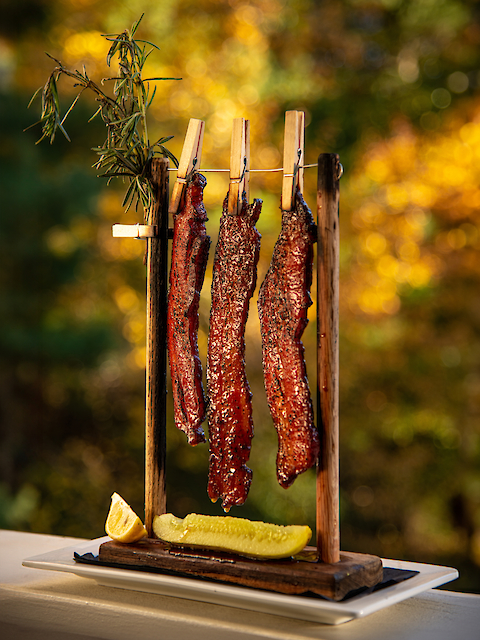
left=27, top=15, right=181, bottom=219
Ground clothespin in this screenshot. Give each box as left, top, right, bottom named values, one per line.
left=228, top=118, right=250, bottom=215
left=281, top=110, right=305, bottom=211
left=168, top=118, right=205, bottom=215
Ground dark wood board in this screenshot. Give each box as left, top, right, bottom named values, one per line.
left=99, top=539, right=383, bottom=601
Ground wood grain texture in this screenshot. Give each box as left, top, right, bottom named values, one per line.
left=316, top=153, right=341, bottom=563
left=98, top=540, right=383, bottom=601
left=145, top=158, right=169, bottom=536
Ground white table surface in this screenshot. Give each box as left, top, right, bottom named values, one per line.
left=1, top=529, right=479, bottom=640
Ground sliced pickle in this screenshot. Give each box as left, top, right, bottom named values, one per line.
left=153, top=512, right=312, bottom=559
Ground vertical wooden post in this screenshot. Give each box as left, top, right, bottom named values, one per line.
left=145, top=158, right=169, bottom=536
left=316, top=153, right=341, bottom=564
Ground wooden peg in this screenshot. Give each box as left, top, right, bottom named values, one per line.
left=169, top=118, right=205, bottom=215
left=281, top=110, right=305, bottom=211
left=228, top=118, right=250, bottom=214
left=112, top=224, right=157, bottom=238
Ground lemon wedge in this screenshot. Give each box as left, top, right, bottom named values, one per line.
left=153, top=512, right=312, bottom=559
left=105, top=492, right=147, bottom=543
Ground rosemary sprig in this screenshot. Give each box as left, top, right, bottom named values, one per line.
left=27, top=14, right=181, bottom=219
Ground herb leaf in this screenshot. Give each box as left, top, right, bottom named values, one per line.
left=27, top=15, right=181, bottom=218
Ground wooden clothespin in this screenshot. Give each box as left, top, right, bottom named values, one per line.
left=228, top=118, right=250, bottom=215
left=281, top=110, right=305, bottom=211
left=168, top=118, right=205, bottom=215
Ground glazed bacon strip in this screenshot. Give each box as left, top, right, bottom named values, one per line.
left=207, top=192, right=262, bottom=511
left=257, top=189, right=319, bottom=488
left=167, top=173, right=210, bottom=445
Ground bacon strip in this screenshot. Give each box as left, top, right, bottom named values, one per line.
left=207, top=192, right=262, bottom=510
left=167, top=173, right=210, bottom=445
left=257, top=189, right=319, bottom=488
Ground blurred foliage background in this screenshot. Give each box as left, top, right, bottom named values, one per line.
left=1, top=0, right=480, bottom=593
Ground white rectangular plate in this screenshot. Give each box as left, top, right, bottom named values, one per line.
left=23, top=538, right=458, bottom=625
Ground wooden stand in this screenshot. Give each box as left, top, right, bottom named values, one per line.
left=102, top=119, right=383, bottom=601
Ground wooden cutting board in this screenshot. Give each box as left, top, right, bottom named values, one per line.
left=98, top=539, right=383, bottom=601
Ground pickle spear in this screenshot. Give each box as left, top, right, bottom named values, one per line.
left=153, top=513, right=312, bottom=559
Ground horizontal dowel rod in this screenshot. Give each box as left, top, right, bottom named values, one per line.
left=112, top=224, right=157, bottom=238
